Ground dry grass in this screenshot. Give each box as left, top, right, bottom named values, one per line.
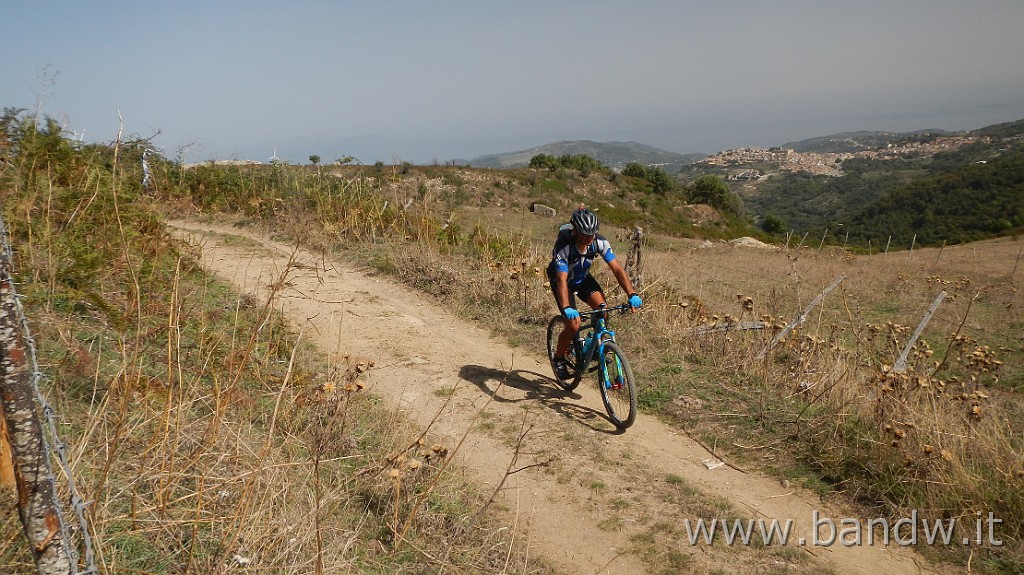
left=4, top=246, right=550, bottom=574
left=1, top=136, right=552, bottom=574
left=628, top=238, right=1024, bottom=570
left=199, top=160, right=1022, bottom=572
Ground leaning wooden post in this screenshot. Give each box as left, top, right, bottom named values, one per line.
left=893, top=291, right=946, bottom=373
left=0, top=241, right=75, bottom=573
left=758, top=275, right=846, bottom=359
left=796, top=231, right=810, bottom=250
left=933, top=240, right=946, bottom=266
left=1012, top=244, right=1023, bottom=279
left=907, top=234, right=917, bottom=263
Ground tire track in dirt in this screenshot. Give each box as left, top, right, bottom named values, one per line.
left=169, top=220, right=952, bottom=575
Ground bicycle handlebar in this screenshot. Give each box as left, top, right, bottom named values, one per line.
left=576, top=303, right=632, bottom=317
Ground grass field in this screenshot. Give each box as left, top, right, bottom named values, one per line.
left=2, top=121, right=1021, bottom=573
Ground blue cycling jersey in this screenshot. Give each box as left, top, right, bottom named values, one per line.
left=550, top=224, right=616, bottom=286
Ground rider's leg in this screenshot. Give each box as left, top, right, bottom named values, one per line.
left=548, top=264, right=578, bottom=360
left=556, top=316, right=580, bottom=358
left=580, top=275, right=607, bottom=316
left=556, top=289, right=580, bottom=358
left=555, top=277, right=606, bottom=357
left=585, top=289, right=607, bottom=310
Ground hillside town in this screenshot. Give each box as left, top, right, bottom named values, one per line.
left=700, top=135, right=985, bottom=178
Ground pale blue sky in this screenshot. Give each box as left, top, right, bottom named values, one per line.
left=4, top=1, right=1023, bottom=164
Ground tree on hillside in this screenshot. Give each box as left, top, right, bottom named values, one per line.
left=689, top=175, right=743, bottom=217
left=622, top=162, right=677, bottom=195
left=647, top=167, right=676, bottom=195
left=309, top=155, right=320, bottom=166
left=761, top=214, right=786, bottom=235
left=529, top=153, right=604, bottom=177
left=621, top=162, right=647, bottom=179
left=529, top=153, right=559, bottom=171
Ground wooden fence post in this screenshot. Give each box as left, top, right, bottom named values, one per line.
left=796, top=232, right=809, bottom=250
left=1, top=415, right=14, bottom=489
left=758, top=275, right=847, bottom=359
left=893, top=291, right=947, bottom=373
left=1012, top=244, right=1023, bottom=279
left=933, top=240, right=946, bottom=266
left=624, top=226, right=645, bottom=292
left=1, top=238, right=75, bottom=573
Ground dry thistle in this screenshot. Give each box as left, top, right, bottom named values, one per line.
left=970, top=404, right=983, bottom=420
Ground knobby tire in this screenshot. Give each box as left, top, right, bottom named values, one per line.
left=546, top=315, right=582, bottom=391
left=598, top=341, right=637, bottom=429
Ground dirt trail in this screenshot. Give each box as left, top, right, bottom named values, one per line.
left=169, top=220, right=951, bottom=575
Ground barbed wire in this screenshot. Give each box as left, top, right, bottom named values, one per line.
left=673, top=251, right=794, bottom=287
left=0, top=214, right=97, bottom=574
left=650, top=241, right=1016, bottom=348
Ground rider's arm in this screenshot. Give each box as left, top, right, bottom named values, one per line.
left=552, top=270, right=572, bottom=311
left=607, top=258, right=638, bottom=300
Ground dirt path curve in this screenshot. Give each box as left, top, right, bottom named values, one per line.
left=169, top=220, right=950, bottom=575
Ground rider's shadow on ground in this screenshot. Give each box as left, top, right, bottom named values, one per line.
left=458, top=364, right=621, bottom=434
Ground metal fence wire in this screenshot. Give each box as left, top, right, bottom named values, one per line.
left=0, top=213, right=98, bottom=574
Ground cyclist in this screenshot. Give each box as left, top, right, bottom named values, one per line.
left=548, top=206, right=642, bottom=380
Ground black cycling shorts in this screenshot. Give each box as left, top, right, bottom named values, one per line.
left=547, top=263, right=605, bottom=308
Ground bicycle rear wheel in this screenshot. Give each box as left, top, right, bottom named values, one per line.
left=546, top=315, right=582, bottom=391
left=597, top=341, right=637, bottom=429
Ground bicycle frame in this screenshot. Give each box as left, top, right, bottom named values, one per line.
left=572, top=304, right=629, bottom=379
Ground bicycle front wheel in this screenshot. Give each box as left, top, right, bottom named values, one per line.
left=546, top=315, right=582, bottom=391
left=597, top=341, right=637, bottom=429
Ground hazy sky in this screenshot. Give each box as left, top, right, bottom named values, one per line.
left=4, top=1, right=1024, bottom=164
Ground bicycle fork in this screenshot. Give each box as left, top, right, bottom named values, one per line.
left=596, top=342, right=625, bottom=390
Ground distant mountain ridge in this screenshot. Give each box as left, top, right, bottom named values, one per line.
left=781, top=129, right=953, bottom=153
left=465, top=129, right=972, bottom=172
left=467, top=140, right=705, bottom=172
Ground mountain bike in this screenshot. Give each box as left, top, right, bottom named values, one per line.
left=546, top=303, right=637, bottom=429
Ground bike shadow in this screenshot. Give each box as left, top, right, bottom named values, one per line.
left=458, top=364, right=623, bottom=435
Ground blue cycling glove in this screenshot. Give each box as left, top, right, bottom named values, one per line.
left=628, top=294, right=643, bottom=309
left=562, top=306, right=580, bottom=320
